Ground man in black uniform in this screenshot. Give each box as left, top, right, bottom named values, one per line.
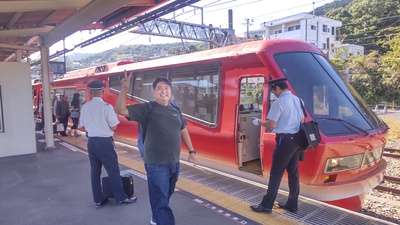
left=80, top=81, right=137, bottom=208
left=250, top=78, right=304, bottom=214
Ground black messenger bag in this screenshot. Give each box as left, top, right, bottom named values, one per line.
left=299, top=98, right=321, bottom=151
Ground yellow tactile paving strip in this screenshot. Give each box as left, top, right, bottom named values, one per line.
left=57, top=135, right=304, bottom=225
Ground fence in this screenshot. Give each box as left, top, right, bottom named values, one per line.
left=369, top=102, right=400, bottom=113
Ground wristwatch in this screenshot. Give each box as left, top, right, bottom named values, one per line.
left=189, top=149, right=196, bottom=154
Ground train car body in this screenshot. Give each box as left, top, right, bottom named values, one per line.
left=33, top=40, right=388, bottom=212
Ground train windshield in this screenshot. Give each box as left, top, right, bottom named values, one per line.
left=274, top=52, right=386, bottom=136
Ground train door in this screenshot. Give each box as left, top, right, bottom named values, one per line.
left=32, top=85, right=40, bottom=115
left=237, top=76, right=264, bottom=175
left=33, top=84, right=42, bottom=113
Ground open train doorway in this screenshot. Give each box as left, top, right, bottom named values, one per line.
left=237, top=76, right=264, bottom=175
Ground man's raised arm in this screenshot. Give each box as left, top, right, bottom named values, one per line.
left=115, top=70, right=132, bottom=117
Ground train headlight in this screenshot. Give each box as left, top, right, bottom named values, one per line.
left=325, top=154, right=363, bottom=173
left=362, top=146, right=383, bottom=166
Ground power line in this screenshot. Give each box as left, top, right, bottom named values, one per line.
left=246, top=0, right=331, bottom=21
left=341, top=14, right=400, bottom=27
left=171, top=0, right=337, bottom=38
left=338, top=28, right=400, bottom=40
left=343, top=34, right=387, bottom=42
left=174, top=0, right=262, bottom=23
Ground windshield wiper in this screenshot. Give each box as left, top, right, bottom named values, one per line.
left=318, top=117, right=369, bottom=136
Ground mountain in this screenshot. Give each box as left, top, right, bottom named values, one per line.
left=313, top=0, right=352, bottom=16
left=68, top=42, right=206, bottom=70
left=315, top=0, right=400, bottom=54
left=69, top=0, right=400, bottom=67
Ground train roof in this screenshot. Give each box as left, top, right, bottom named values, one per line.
left=107, top=39, right=322, bottom=74
left=55, top=39, right=323, bottom=81
left=62, top=61, right=134, bottom=79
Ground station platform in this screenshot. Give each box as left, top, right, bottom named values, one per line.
left=0, top=132, right=395, bottom=225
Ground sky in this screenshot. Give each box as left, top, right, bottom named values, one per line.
left=31, top=0, right=335, bottom=60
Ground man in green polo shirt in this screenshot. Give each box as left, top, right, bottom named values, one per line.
left=115, top=71, right=197, bottom=225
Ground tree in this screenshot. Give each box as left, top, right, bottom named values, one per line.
left=331, top=0, right=400, bottom=54
left=380, top=34, right=400, bottom=104
left=347, top=51, right=385, bottom=103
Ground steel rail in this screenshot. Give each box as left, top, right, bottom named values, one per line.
left=383, top=148, right=400, bottom=158
left=384, top=175, right=400, bottom=184
left=374, top=175, right=400, bottom=195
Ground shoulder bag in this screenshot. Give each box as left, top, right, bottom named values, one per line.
left=70, top=109, right=80, bottom=118
left=299, top=98, right=321, bottom=150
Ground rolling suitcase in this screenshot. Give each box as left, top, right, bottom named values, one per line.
left=102, top=176, right=134, bottom=198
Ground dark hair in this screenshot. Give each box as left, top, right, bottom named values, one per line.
left=152, top=77, right=171, bottom=89
left=278, top=82, right=288, bottom=90
left=72, top=93, right=80, bottom=101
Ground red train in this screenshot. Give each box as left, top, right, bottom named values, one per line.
left=32, top=39, right=388, bottom=212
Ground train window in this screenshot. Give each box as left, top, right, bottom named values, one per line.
left=313, top=54, right=384, bottom=129
left=313, top=85, right=354, bottom=117
left=52, top=89, right=64, bottom=107
left=109, top=64, right=221, bottom=126
left=109, top=73, right=125, bottom=93
left=274, top=52, right=381, bottom=136
left=133, top=70, right=167, bottom=101
left=240, top=77, right=264, bottom=112
left=170, top=63, right=220, bottom=125
left=52, top=88, right=76, bottom=105
left=64, top=88, right=76, bottom=104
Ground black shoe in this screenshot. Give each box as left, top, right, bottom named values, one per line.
left=61, top=133, right=68, bottom=137
left=277, top=202, right=298, bottom=212
left=95, top=198, right=108, bottom=209
left=117, top=196, right=137, bottom=206
left=250, top=204, right=272, bottom=214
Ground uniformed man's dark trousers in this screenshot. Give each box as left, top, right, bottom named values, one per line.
left=260, top=132, right=303, bottom=210
left=87, top=137, right=127, bottom=203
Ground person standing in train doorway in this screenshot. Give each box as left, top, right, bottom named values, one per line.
left=56, top=94, right=70, bottom=136
left=68, top=93, right=81, bottom=137
left=80, top=81, right=137, bottom=208
left=250, top=78, right=304, bottom=214
left=115, top=72, right=198, bottom=225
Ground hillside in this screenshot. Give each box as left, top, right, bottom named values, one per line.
left=316, top=0, right=400, bottom=54
left=68, top=42, right=206, bottom=70
left=71, top=0, right=400, bottom=66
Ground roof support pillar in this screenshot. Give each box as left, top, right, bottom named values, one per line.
left=15, top=50, right=21, bottom=62
left=40, top=37, right=56, bottom=149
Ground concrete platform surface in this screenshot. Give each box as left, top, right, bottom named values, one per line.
left=0, top=134, right=241, bottom=225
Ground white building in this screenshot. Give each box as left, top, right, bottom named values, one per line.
left=335, top=44, right=365, bottom=59
left=248, top=13, right=343, bottom=58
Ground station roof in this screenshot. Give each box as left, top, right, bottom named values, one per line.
left=0, top=0, right=170, bottom=62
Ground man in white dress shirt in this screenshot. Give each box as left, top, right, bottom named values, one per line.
left=80, top=81, right=137, bottom=208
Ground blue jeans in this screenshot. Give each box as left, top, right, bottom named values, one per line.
left=145, top=162, right=180, bottom=225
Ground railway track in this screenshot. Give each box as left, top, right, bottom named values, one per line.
left=375, top=148, right=400, bottom=195
left=374, top=149, right=400, bottom=194
left=374, top=175, right=400, bottom=195
left=383, top=148, right=400, bottom=158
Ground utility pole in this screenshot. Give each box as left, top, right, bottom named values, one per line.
left=242, top=18, right=254, bottom=38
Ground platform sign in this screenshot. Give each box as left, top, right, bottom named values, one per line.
left=49, top=61, right=66, bottom=74
left=0, top=86, right=4, bottom=132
